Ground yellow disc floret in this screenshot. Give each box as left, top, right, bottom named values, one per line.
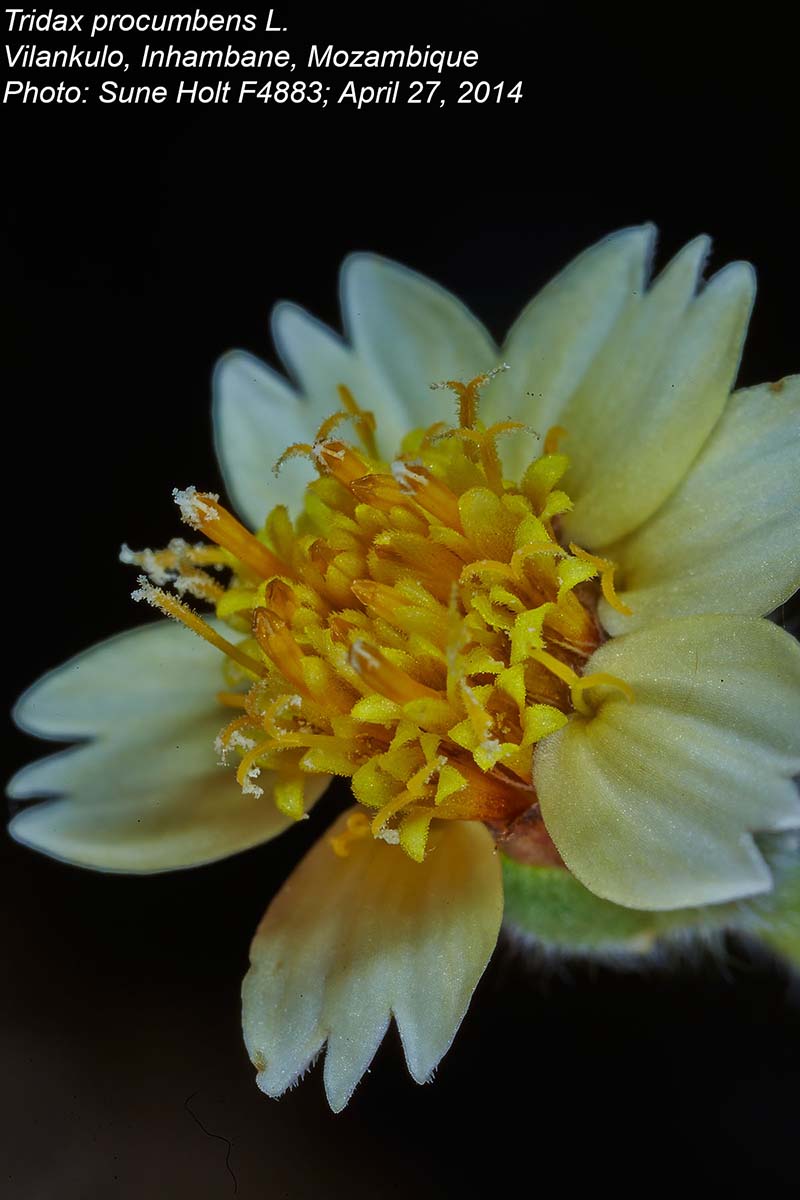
left=127, top=373, right=633, bottom=862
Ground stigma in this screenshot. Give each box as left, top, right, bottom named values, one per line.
left=125, top=373, right=633, bottom=862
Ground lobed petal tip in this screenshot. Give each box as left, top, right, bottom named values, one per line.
left=270, top=296, right=317, bottom=344
left=698, top=257, right=757, bottom=312
left=242, top=813, right=502, bottom=1112
left=604, top=221, right=657, bottom=269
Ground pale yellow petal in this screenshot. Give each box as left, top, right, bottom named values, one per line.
left=600, top=377, right=800, bottom=634
left=212, top=350, right=317, bottom=526
left=271, top=301, right=408, bottom=455
left=486, top=224, right=655, bottom=473
left=340, top=253, right=498, bottom=430
left=560, top=241, right=754, bottom=548
left=242, top=811, right=502, bottom=1111
left=8, top=621, right=328, bottom=871
left=535, top=615, right=800, bottom=910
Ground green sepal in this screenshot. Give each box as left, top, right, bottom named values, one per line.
left=502, top=858, right=661, bottom=952
left=501, top=836, right=800, bottom=960
left=754, top=861, right=800, bottom=970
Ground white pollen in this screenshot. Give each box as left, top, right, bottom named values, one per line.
left=172, top=485, right=219, bottom=529
left=131, top=575, right=159, bottom=606
left=429, top=362, right=509, bottom=390
left=350, top=639, right=381, bottom=670
left=391, top=458, right=426, bottom=492
left=376, top=828, right=400, bottom=845
left=487, top=361, right=510, bottom=378
left=217, top=728, right=256, bottom=766
left=242, top=765, right=263, bottom=799
left=229, top=731, right=256, bottom=752
left=120, top=544, right=175, bottom=587
left=173, top=572, right=211, bottom=599
left=312, top=440, right=345, bottom=465
left=418, top=756, right=448, bottom=787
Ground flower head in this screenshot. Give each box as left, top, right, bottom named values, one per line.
left=9, top=227, right=800, bottom=1111
left=129, top=371, right=637, bottom=864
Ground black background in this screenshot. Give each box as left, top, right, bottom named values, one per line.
left=3, top=5, right=798, bottom=1196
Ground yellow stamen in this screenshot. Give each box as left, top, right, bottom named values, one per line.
left=434, top=376, right=480, bottom=429
left=446, top=420, right=527, bottom=495
left=527, top=646, right=634, bottom=716
left=391, top=461, right=463, bottom=528
left=274, top=441, right=314, bottom=473
left=509, top=541, right=566, bottom=577
left=570, top=672, right=635, bottom=716
left=216, top=713, right=253, bottom=750
left=173, top=487, right=286, bottom=580
left=314, top=439, right=373, bottom=486
left=350, top=640, right=441, bottom=704
left=461, top=560, right=519, bottom=585
left=569, top=543, right=633, bottom=616
left=418, top=421, right=449, bottom=449
left=527, top=647, right=580, bottom=687
left=349, top=473, right=413, bottom=513
left=120, top=542, right=229, bottom=606
left=132, top=578, right=266, bottom=676
left=263, top=577, right=302, bottom=622
left=337, top=384, right=378, bottom=459
left=460, top=679, right=494, bottom=742
left=544, top=425, right=568, bottom=454
left=236, top=739, right=274, bottom=788
left=252, top=608, right=309, bottom=695
left=329, top=810, right=372, bottom=857
left=371, top=758, right=442, bottom=836
left=314, top=410, right=356, bottom=442
left=431, top=365, right=509, bottom=429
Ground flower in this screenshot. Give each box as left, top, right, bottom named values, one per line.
left=8, top=227, right=800, bottom=1112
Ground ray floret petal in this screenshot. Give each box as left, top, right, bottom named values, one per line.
left=242, top=811, right=503, bottom=1112
left=535, top=615, right=800, bottom=910
left=9, top=621, right=329, bottom=871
